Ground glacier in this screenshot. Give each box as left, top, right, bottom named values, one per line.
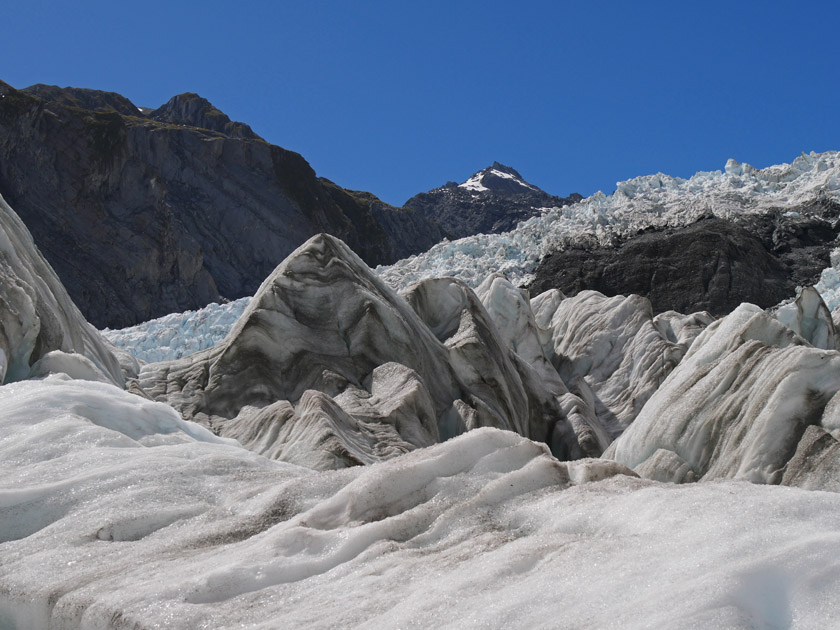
left=0, top=194, right=124, bottom=386
left=607, top=295, right=840, bottom=484
left=102, top=297, right=250, bottom=364
left=6, top=149, right=840, bottom=628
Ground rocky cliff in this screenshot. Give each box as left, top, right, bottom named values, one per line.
left=0, top=81, right=445, bottom=328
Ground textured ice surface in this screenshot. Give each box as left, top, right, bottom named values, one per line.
left=815, top=247, right=840, bottom=315
left=3, top=380, right=840, bottom=629
left=134, top=235, right=604, bottom=466
left=774, top=286, right=839, bottom=350
left=379, top=151, right=840, bottom=291
left=534, top=289, right=712, bottom=439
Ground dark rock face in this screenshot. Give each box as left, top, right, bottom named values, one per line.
left=0, top=81, right=445, bottom=328
left=528, top=208, right=840, bottom=316
left=404, top=162, right=581, bottom=239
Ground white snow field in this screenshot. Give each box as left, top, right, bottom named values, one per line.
left=3, top=377, right=840, bottom=629
left=104, top=151, right=840, bottom=363
left=458, top=165, right=540, bottom=192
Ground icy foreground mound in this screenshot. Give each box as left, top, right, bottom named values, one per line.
left=378, top=151, right=840, bottom=290
left=4, top=379, right=840, bottom=629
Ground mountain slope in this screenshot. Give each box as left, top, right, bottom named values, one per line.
left=0, top=80, right=445, bottom=328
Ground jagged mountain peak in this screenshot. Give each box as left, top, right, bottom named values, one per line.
left=150, top=91, right=261, bottom=140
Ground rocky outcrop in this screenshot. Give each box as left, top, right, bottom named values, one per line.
left=528, top=209, right=840, bottom=316
left=404, top=162, right=581, bottom=239
left=0, top=80, right=446, bottom=327
left=22, top=83, right=142, bottom=116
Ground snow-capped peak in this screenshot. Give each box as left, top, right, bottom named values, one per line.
left=458, top=162, right=540, bottom=193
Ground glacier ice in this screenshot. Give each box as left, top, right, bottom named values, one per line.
left=102, top=296, right=251, bottom=363
left=774, top=285, right=839, bottom=350
left=608, top=294, right=840, bottom=485
left=4, top=148, right=840, bottom=627
left=126, top=233, right=721, bottom=470
left=535, top=289, right=713, bottom=439
left=135, top=235, right=609, bottom=467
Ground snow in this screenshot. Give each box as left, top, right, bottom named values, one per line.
left=486, top=166, right=539, bottom=190
left=3, top=382, right=840, bottom=628
left=458, top=172, right=489, bottom=192
left=457, top=167, right=538, bottom=192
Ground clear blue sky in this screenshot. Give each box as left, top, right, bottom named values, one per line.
left=3, top=0, right=839, bottom=206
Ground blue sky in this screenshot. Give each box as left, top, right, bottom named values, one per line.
left=3, top=0, right=839, bottom=206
